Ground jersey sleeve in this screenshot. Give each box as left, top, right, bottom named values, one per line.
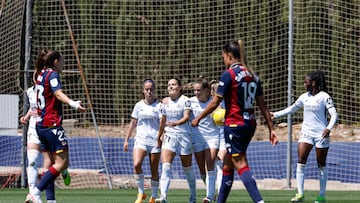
left=184, top=97, right=192, bottom=111
left=156, top=102, right=163, bottom=120
left=26, top=87, right=33, bottom=98
left=324, top=94, right=338, bottom=130
left=273, top=93, right=304, bottom=118
left=217, top=70, right=231, bottom=97
left=160, top=100, right=166, bottom=116
left=49, top=71, right=63, bottom=93
left=131, top=102, right=139, bottom=119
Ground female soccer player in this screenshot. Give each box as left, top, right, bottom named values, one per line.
left=25, top=49, right=86, bottom=203
left=21, top=72, right=71, bottom=203
left=209, top=81, right=227, bottom=195
left=191, top=39, right=278, bottom=203
left=271, top=70, right=338, bottom=203
left=155, top=78, right=196, bottom=203
left=190, top=78, right=220, bottom=203
left=123, top=79, right=162, bottom=203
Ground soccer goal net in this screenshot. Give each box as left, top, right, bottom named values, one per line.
left=0, top=0, right=359, bottom=189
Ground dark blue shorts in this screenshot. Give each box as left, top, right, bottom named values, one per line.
left=36, top=126, right=68, bottom=154
left=224, top=125, right=256, bottom=156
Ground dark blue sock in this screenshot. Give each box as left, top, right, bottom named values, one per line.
left=37, top=166, right=60, bottom=191
left=217, top=169, right=234, bottom=203
left=45, top=180, right=55, bottom=200
left=239, top=167, right=262, bottom=202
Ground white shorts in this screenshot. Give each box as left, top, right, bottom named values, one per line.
left=218, top=127, right=226, bottom=151
left=298, top=132, right=330, bottom=148
left=27, top=125, right=41, bottom=145
left=161, top=132, right=193, bottom=155
left=192, top=135, right=219, bottom=153
left=134, top=140, right=161, bottom=154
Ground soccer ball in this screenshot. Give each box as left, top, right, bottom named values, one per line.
left=212, top=108, right=225, bottom=126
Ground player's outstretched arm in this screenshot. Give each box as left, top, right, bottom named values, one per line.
left=54, top=89, right=86, bottom=112
left=191, top=95, right=221, bottom=127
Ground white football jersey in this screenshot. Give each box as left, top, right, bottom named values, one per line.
left=26, top=86, right=41, bottom=128
left=131, top=99, right=162, bottom=146
left=190, top=96, right=220, bottom=139
left=274, top=91, right=338, bottom=137
left=162, top=95, right=192, bottom=135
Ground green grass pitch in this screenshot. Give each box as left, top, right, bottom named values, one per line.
left=0, top=188, right=359, bottom=202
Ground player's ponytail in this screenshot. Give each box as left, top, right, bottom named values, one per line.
left=238, top=39, right=255, bottom=77
left=35, top=49, right=48, bottom=76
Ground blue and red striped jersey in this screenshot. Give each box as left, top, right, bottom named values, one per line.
left=35, top=67, right=63, bottom=127
left=216, top=64, right=263, bottom=126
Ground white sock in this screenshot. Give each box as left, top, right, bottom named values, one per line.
left=27, top=149, right=40, bottom=194
left=257, top=200, right=265, bottom=203
left=215, top=159, right=223, bottom=194
left=206, top=170, right=216, bottom=200
left=160, top=163, right=171, bottom=199
left=296, top=163, right=306, bottom=195
left=319, top=166, right=327, bottom=197
left=151, top=180, right=159, bottom=198
left=32, top=187, right=42, bottom=195
left=200, top=174, right=206, bottom=185
left=183, top=166, right=196, bottom=200
left=134, top=173, right=144, bottom=194
left=200, top=173, right=206, bottom=185
left=47, top=200, right=57, bottom=203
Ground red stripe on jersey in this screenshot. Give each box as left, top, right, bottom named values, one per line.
left=224, top=69, right=245, bottom=126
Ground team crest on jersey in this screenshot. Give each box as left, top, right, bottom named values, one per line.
left=50, top=78, right=59, bottom=87
left=160, top=105, right=165, bottom=114
left=185, top=100, right=191, bottom=108
left=327, top=97, right=334, bottom=105
left=37, top=75, right=43, bottom=82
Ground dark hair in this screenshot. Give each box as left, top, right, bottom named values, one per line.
left=308, top=70, right=328, bottom=93
left=172, top=78, right=182, bottom=87
left=223, top=39, right=255, bottom=77
left=209, top=80, right=218, bottom=92
left=143, top=78, right=155, bottom=89
left=194, top=77, right=210, bottom=90
left=35, top=49, right=62, bottom=75
left=169, top=78, right=184, bottom=95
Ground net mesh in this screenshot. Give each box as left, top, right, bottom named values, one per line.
left=0, top=0, right=24, bottom=95
left=0, top=0, right=359, bottom=189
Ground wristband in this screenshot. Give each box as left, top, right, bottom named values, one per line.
left=69, top=100, right=80, bottom=110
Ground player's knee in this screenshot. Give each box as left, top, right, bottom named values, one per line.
left=27, top=149, right=40, bottom=167
left=134, top=164, right=143, bottom=173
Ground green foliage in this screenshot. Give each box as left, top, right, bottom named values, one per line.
left=29, top=0, right=360, bottom=125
